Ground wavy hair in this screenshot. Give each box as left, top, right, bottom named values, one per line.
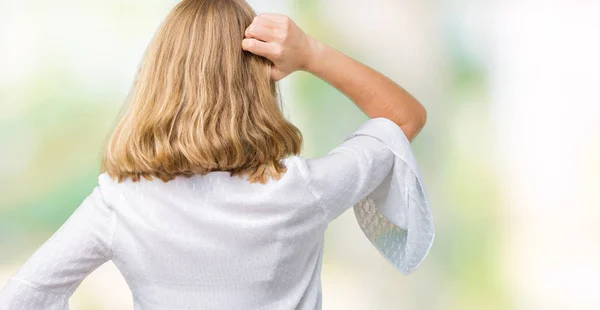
left=101, top=0, right=303, bottom=184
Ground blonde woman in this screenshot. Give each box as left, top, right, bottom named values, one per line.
left=0, top=0, right=434, bottom=309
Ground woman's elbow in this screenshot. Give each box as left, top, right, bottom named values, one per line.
left=418, top=105, right=428, bottom=131
left=400, top=105, right=427, bottom=142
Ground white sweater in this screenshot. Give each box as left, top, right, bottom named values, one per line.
left=0, top=117, right=435, bottom=310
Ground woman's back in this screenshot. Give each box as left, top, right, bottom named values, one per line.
left=104, top=156, right=327, bottom=309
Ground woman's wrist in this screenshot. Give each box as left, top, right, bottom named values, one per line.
left=301, top=37, right=326, bottom=75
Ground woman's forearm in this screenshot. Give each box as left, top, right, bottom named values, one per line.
left=304, top=40, right=427, bottom=141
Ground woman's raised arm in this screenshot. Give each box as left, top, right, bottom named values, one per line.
left=242, top=13, right=427, bottom=141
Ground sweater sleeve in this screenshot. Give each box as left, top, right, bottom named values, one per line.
left=0, top=184, right=116, bottom=310
left=302, top=117, right=435, bottom=275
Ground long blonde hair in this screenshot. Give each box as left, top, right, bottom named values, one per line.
left=101, top=0, right=302, bottom=184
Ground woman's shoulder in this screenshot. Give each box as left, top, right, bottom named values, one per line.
left=95, top=161, right=309, bottom=192
left=97, top=172, right=138, bottom=191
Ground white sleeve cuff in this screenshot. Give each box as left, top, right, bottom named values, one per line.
left=345, top=117, right=435, bottom=275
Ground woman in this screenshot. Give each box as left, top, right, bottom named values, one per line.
left=0, top=0, right=434, bottom=309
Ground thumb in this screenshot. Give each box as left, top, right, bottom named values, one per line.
left=270, top=67, right=288, bottom=82
left=242, top=38, right=273, bottom=59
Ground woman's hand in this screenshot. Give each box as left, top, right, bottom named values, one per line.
left=242, top=13, right=319, bottom=81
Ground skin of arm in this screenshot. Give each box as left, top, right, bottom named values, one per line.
left=242, top=13, right=427, bottom=142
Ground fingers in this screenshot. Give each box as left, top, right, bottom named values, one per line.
left=242, top=13, right=298, bottom=81
left=242, top=39, right=289, bottom=81
left=251, top=15, right=281, bottom=30
left=256, top=14, right=293, bottom=35
left=256, top=13, right=290, bottom=24
left=245, top=13, right=290, bottom=43
left=244, top=24, right=278, bottom=42
left=242, top=38, right=278, bottom=59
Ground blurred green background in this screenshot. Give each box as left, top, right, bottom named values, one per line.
left=1, top=0, right=599, bottom=309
